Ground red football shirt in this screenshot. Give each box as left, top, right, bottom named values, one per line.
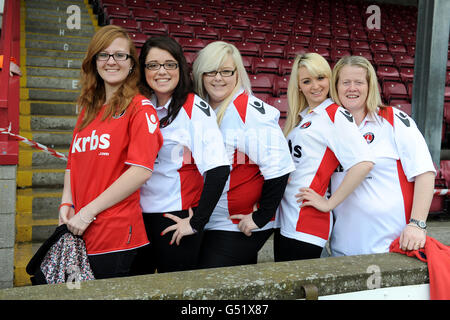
left=67, top=94, right=163, bottom=255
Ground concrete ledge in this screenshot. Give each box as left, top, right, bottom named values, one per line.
left=0, top=252, right=428, bottom=300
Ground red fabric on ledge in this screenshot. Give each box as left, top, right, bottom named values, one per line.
left=389, top=236, right=450, bottom=300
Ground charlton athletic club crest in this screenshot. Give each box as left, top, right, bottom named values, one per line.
left=300, top=121, right=312, bottom=129
left=363, top=132, right=375, bottom=144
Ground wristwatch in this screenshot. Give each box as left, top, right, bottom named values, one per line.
left=409, top=218, right=427, bottom=230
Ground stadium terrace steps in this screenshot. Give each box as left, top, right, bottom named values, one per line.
left=15, top=0, right=97, bottom=286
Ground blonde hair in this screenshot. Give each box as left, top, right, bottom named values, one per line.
left=192, top=41, right=252, bottom=125
left=330, top=55, right=383, bottom=115
left=77, top=25, right=139, bottom=130
left=283, top=52, right=332, bottom=136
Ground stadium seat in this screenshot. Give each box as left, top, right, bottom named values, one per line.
left=194, top=26, right=219, bottom=40
left=383, top=81, right=409, bottom=102
left=400, top=67, right=414, bottom=83
left=244, top=31, right=266, bottom=44
left=265, top=33, right=289, bottom=46
left=370, top=42, right=389, bottom=52
left=403, top=35, right=416, bottom=46
left=206, top=16, right=229, bottom=29
left=219, top=29, right=243, bottom=42
left=377, top=66, right=401, bottom=82
left=140, top=21, right=168, bottom=36
left=126, top=0, right=147, bottom=9
left=391, top=100, right=412, bottom=115
left=446, top=86, right=450, bottom=102
left=333, top=27, right=350, bottom=40
left=293, top=24, right=313, bottom=36
left=252, top=57, right=280, bottom=74
left=267, top=95, right=288, bottom=116
left=273, top=22, right=293, bottom=36
left=284, top=45, right=308, bottom=60
left=159, top=11, right=183, bottom=25
left=331, top=39, right=350, bottom=49
left=440, top=160, right=450, bottom=187
left=177, top=38, right=206, bottom=52
left=234, top=42, right=259, bottom=57
left=104, top=5, right=131, bottom=21
left=148, top=2, right=172, bottom=12
left=311, top=37, right=331, bottom=48
left=241, top=56, right=254, bottom=73
left=259, top=44, right=285, bottom=59
left=367, top=31, right=385, bottom=43
left=310, top=47, right=330, bottom=61
left=229, top=18, right=251, bottom=31
left=289, top=35, right=311, bottom=46
left=330, top=48, right=351, bottom=62
left=250, top=74, right=276, bottom=94
left=132, top=8, right=158, bottom=22
left=313, top=26, right=331, bottom=38
left=389, top=44, right=407, bottom=54
left=385, top=33, right=403, bottom=44
left=183, top=14, right=206, bottom=27
left=101, top=0, right=125, bottom=8
left=394, top=54, right=415, bottom=68
left=272, top=75, right=289, bottom=96
left=168, top=24, right=194, bottom=38
left=252, top=21, right=273, bottom=33
left=279, top=59, right=295, bottom=76
left=127, top=32, right=148, bottom=47
left=351, top=41, right=370, bottom=51
left=373, top=52, right=395, bottom=66
left=350, top=29, right=367, bottom=41
left=109, top=18, right=139, bottom=32
left=184, top=51, right=197, bottom=67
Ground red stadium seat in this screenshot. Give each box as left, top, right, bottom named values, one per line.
left=259, top=44, right=285, bottom=58
left=391, top=100, right=412, bottom=115
left=159, top=11, right=183, bottom=25
left=219, top=29, right=243, bottom=42
left=273, top=22, right=293, bottom=36
left=331, top=39, right=350, bottom=49
left=132, top=8, right=158, bottom=22
left=351, top=41, right=370, bottom=51
left=389, top=44, right=407, bottom=54
left=252, top=21, right=273, bottom=33
left=267, top=95, right=288, bottom=116
left=314, top=26, right=332, bottom=38
left=403, top=35, right=416, bottom=46
left=234, top=42, right=259, bottom=57
left=194, top=26, right=219, bottom=40
left=293, top=24, right=313, bottom=36
left=272, top=75, right=289, bottom=96
left=127, top=32, right=148, bottom=47
left=367, top=31, right=385, bottom=43
left=284, top=45, right=308, bottom=59
left=252, top=57, right=280, bottom=74
left=440, top=160, right=450, bottom=187
left=101, top=0, right=125, bottom=7
left=383, top=81, right=409, bottom=102
left=109, top=18, right=139, bottom=32
left=330, top=48, right=351, bottom=62
left=241, top=56, right=254, bottom=73
left=350, top=29, right=367, bottom=41
left=266, top=33, right=290, bottom=46
left=184, top=51, right=197, bottom=67
left=244, top=31, right=266, bottom=44
left=126, top=0, right=147, bottom=9
left=370, top=42, right=389, bottom=52
left=206, top=16, right=229, bottom=29
left=394, top=54, right=415, bottom=68
left=377, top=66, right=401, bottom=82
left=385, top=33, right=403, bottom=44
left=140, top=21, right=168, bottom=36
left=311, top=47, right=330, bottom=61
left=289, top=35, right=311, bottom=46
left=352, top=50, right=373, bottom=63
left=230, top=18, right=251, bottom=31
left=104, top=5, right=131, bottom=20
left=168, top=24, right=195, bottom=38
left=373, top=52, right=395, bottom=66
left=446, top=86, right=450, bottom=102
left=183, top=14, right=206, bottom=27
left=279, top=59, right=295, bottom=75
left=250, top=73, right=276, bottom=94
left=333, top=27, right=350, bottom=40
left=400, top=67, right=414, bottom=83
left=311, top=37, right=331, bottom=48
left=177, top=38, right=206, bottom=52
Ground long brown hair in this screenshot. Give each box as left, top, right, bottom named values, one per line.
left=77, top=25, right=140, bottom=130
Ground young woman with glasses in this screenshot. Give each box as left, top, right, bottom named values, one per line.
left=191, top=41, right=295, bottom=269
left=59, top=25, right=163, bottom=279
left=131, top=36, right=230, bottom=274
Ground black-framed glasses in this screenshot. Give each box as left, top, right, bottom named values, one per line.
left=96, top=52, right=131, bottom=61
left=145, top=62, right=179, bottom=71
left=203, top=69, right=237, bottom=77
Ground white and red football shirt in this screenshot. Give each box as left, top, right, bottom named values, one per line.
left=276, top=98, right=374, bottom=247
left=330, top=106, right=436, bottom=256
left=204, top=90, right=295, bottom=232
left=67, top=94, right=163, bottom=255
left=140, top=93, right=229, bottom=213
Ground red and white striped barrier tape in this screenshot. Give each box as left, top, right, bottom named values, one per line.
left=0, top=124, right=68, bottom=161
left=434, top=189, right=450, bottom=196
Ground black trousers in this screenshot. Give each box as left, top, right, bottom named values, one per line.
left=198, top=229, right=273, bottom=269
left=273, top=228, right=323, bottom=262
left=88, top=249, right=138, bottom=280
left=130, top=208, right=203, bottom=274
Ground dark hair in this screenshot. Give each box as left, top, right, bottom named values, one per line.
left=139, top=36, right=192, bottom=127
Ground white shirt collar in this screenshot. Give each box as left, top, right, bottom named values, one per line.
left=299, top=98, right=334, bottom=117
left=151, top=94, right=172, bottom=111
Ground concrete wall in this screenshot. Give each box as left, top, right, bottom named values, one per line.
left=0, top=165, right=16, bottom=289
left=0, top=251, right=429, bottom=300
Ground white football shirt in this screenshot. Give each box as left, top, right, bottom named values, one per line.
left=330, top=106, right=436, bottom=256
left=276, top=98, right=374, bottom=247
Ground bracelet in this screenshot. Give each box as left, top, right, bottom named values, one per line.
left=407, top=223, right=427, bottom=232
left=59, top=203, right=74, bottom=210
left=79, top=211, right=96, bottom=224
